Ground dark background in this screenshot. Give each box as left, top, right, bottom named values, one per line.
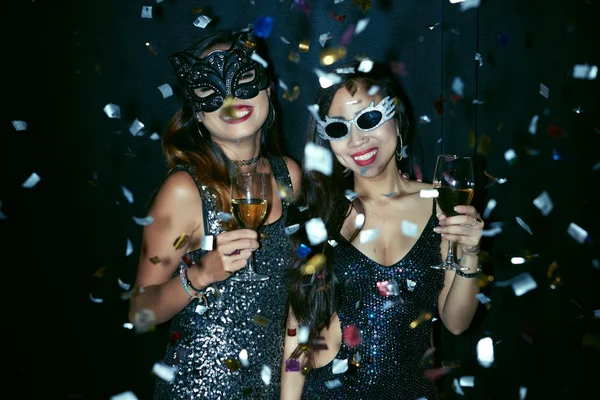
left=3, top=0, right=599, bottom=399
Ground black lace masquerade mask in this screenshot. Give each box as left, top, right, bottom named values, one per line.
left=169, top=30, right=269, bottom=113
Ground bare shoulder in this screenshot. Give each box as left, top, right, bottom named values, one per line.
left=151, top=170, right=202, bottom=211
left=403, top=180, right=435, bottom=213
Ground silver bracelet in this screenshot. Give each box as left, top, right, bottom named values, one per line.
left=456, top=265, right=482, bottom=278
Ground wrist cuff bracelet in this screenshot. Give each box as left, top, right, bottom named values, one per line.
left=456, top=265, right=482, bottom=278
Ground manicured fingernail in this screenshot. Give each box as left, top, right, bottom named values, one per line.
left=433, top=227, right=441, bottom=233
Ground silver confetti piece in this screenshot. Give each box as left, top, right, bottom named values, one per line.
left=251, top=53, right=268, bottom=68
left=121, top=185, right=134, bottom=203
left=298, top=325, right=309, bottom=344
left=104, top=103, right=121, bottom=119
left=280, top=36, right=290, bottom=44
left=407, top=278, right=417, bottom=292
left=419, top=115, right=431, bottom=124
left=332, top=358, right=348, bottom=374
left=216, top=211, right=233, bottom=222
left=572, top=64, right=598, bottom=80
left=12, top=120, right=28, bottom=130
left=193, top=15, right=212, bottom=29
left=261, top=365, right=272, bottom=385
left=239, top=349, right=250, bottom=368
left=345, top=189, right=358, bottom=201
left=150, top=132, right=160, bottom=140
left=357, top=59, right=374, bottom=73
left=567, top=222, right=588, bottom=244
left=328, top=239, right=339, bottom=247
left=460, top=0, right=481, bottom=11
left=459, top=376, right=475, bottom=387
left=195, top=304, right=208, bottom=315
left=118, top=278, right=132, bottom=290
left=201, top=235, right=214, bottom=251
left=126, top=238, right=134, bottom=256
left=314, top=68, right=342, bottom=88
left=22, top=172, right=40, bottom=188
left=475, top=52, right=483, bottom=67
left=325, top=379, right=342, bottom=389
left=511, top=272, right=537, bottom=297
left=306, top=217, right=328, bottom=245
left=539, top=83, right=549, bottom=98
left=452, top=76, right=464, bottom=97
left=304, top=142, right=333, bottom=176
left=278, top=79, right=288, bottom=92
left=152, top=362, right=177, bottom=382
left=284, top=223, right=300, bottom=236
left=420, top=189, right=439, bottom=198
left=141, top=6, right=152, bottom=18
left=528, top=114, right=539, bottom=134
left=355, top=18, right=370, bottom=35
left=532, top=190, right=553, bottom=216
left=452, top=378, right=465, bottom=395
left=367, top=85, right=380, bottom=96
left=89, top=293, right=104, bottom=304
left=133, top=215, right=154, bottom=226
left=515, top=216, right=533, bottom=235
left=504, top=148, right=517, bottom=164
left=129, top=118, right=145, bottom=136
left=319, top=32, right=332, bottom=47
left=475, top=293, right=491, bottom=304
left=335, top=67, right=355, bottom=74
left=157, top=83, right=173, bottom=99
left=482, top=199, right=497, bottom=220
left=401, top=220, right=418, bottom=238
left=476, top=337, right=494, bottom=368
left=354, top=213, right=365, bottom=229
left=110, top=391, right=139, bottom=400
left=359, top=228, right=380, bottom=244
left=0, top=200, right=6, bottom=219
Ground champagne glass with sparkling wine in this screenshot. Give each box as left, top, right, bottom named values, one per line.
left=431, top=155, right=475, bottom=271
left=230, top=172, right=270, bottom=281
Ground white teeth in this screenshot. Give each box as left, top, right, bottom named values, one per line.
left=353, top=149, right=377, bottom=161
left=223, top=109, right=251, bottom=120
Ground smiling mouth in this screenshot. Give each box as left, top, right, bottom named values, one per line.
left=223, top=109, right=251, bottom=120
left=353, top=149, right=378, bottom=161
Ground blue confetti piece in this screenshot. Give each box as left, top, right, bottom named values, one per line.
left=254, top=16, right=274, bottom=38
left=295, top=243, right=311, bottom=258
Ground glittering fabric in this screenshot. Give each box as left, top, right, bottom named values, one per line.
left=302, top=214, right=445, bottom=399
left=154, top=156, right=293, bottom=400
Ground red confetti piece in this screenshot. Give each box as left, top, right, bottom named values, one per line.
left=547, top=125, right=566, bottom=139
left=424, top=366, right=451, bottom=381
left=343, top=325, right=362, bottom=348
left=170, top=331, right=180, bottom=345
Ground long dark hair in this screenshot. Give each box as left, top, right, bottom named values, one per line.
left=160, top=30, right=285, bottom=213
left=285, top=61, right=418, bottom=360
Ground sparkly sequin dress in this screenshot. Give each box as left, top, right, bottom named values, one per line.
left=302, top=214, right=445, bottom=399
left=154, top=156, right=293, bottom=400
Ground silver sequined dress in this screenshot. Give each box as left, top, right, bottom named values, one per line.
left=154, top=156, right=293, bottom=400
left=302, top=214, right=445, bottom=399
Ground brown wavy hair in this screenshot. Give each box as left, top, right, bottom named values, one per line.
left=160, top=30, right=285, bottom=215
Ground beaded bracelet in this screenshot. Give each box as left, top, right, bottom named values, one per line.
left=184, top=267, right=206, bottom=293
left=455, top=265, right=482, bottom=278
left=179, top=265, right=200, bottom=301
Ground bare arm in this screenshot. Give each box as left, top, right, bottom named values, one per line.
left=436, top=205, right=482, bottom=335
left=281, top=307, right=306, bottom=400
left=128, top=171, right=258, bottom=325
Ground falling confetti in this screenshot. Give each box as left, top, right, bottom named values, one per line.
left=152, top=362, right=177, bottom=382
left=305, top=217, right=328, bottom=245
left=22, top=172, right=41, bottom=188
left=103, top=104, right=121, bottom=119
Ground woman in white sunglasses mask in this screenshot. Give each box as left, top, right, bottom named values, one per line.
left=280, top=61, right=484, bottom=399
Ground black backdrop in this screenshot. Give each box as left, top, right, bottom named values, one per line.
left=3, top=0, right=599, bottom=399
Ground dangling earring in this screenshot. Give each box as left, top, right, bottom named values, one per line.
left=395, top=126, right=404, bottom=161
left=343, top=167, right=351, bottom=177
left=195, top=118, right=204, bottom=138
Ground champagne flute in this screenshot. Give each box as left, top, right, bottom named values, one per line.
left=431, top=155, right=475, bottom=270
left=230, top=172, right=270, bottom=282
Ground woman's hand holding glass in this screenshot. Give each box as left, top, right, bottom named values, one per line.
left=434, top=205, right=484, bottom=259
left=188, top=229, right=259, bottom=287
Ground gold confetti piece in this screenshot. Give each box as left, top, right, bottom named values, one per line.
left=352, top=0, right=372, bottom=12
left=547, top=260, right=559, bottom=278
left=224, top=358, right=240, bottom=371
left=145, top=41, right=158, bottom=56
left=277, top=182, right=296, bottom=201
left=173, top=233, right=189, bottom=250
left=316, top=285, right=330, bottom=292
left=409, top=312, right=432, bottom=329
left=476, top=273, right=494, bottom=289
left=320, top=46, right=347, bottom=66
left=221, top=96, right=237, bottom=118
left=192, top=8, right=203, bottom=13
left=150, top=255, right=162, bottom=264
left=283, top=86, right=300, bottom=102
left=288, top=52, right=300, bottom=63
left=301, top=365, right=312, bottom=376
left=93, top=266, right=106, bottom=278
left=477, top=134, right=492, bottom=155
left=468, top=130, right=476, bottom=148
left=243, top=39, right=257, bottom=49
left=254, top=315, right=269, bottom=326
left=302, top=254, right=326, bottom=275
left=298, top=40, right=310, bottom=52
